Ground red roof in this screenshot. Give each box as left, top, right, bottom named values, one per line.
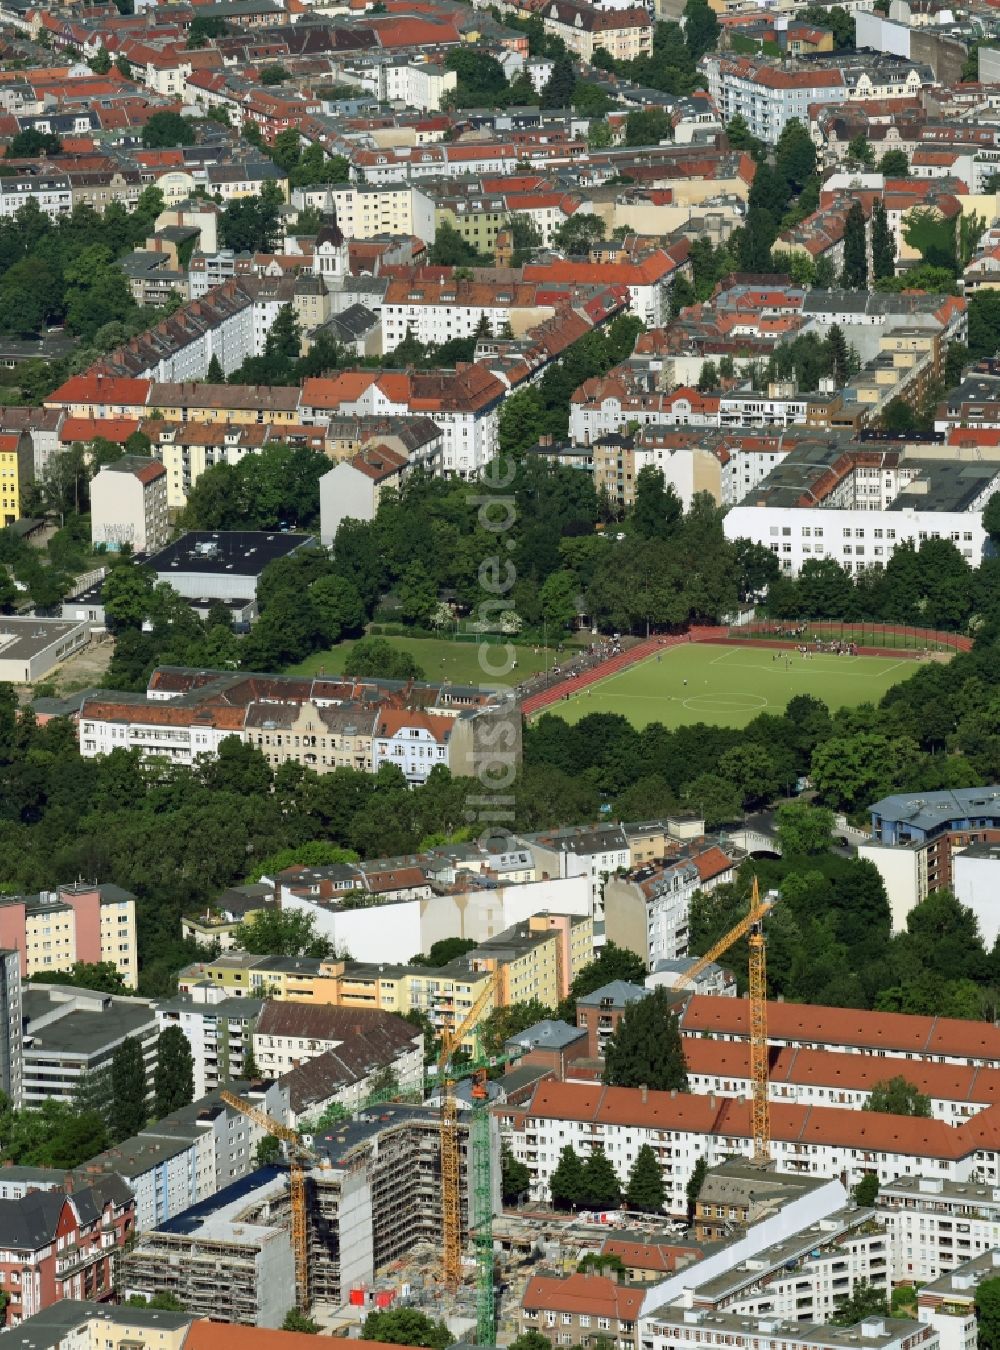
left=47, top=375, right=151, bottom=408
left=60, top=417, right=140, bottom=444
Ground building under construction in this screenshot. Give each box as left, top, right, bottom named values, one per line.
left=307, top=1102, right=499, bottom=1306
left=122, top=1104, right=499, bottom=1325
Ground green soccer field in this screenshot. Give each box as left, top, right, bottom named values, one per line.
left=290, top=634, right=560, bottom=684
left=549, top=643, right=925, bottom=729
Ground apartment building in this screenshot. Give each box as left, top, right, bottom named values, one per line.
left=120, top=1170, right=294, bottom=1327
left=126, top=1104, right=484, bottom=1319
left=0, top=949, right=22, bottom=1108
left=603, top=846, right=737, bottom=966
left=521, top=1273, right=643, bottom=1350
left=502, top=1080, right=989, bottom=1217
left=0, top=1178, right=134, bottom=1328
left=89, top=455, right=169, bottom=555
left=878, top=1175, right=1000, bottom=1284
left=537, top=1, right=652, bottom=62
left=291, top=184, right=435, bottom=243
left=0, top=172, right=72, bottom=221
left=576, top=980, right=650, bottom=1059
left=0, top=430, right=33, bottom=524
left=722, top=457, right=996, bottom=576
left=525, top=254, right=676, bottom=329
left=682, top=1036, right=1000, bottom=1126
left=644, top=1310, right=938, bottom=1350
left=470, top=912, right=593, bottom=1008
left=156, top=994, right=262, bottom=1099
left=252, top=1001, right=424, bottom=1088
left=78, top=665, right=516, bottom=779
left=90, top=1081, right=289, bottom=1233
left=859, top=787, right=1000, bottom=932
left=0, top=882, right=138, bottom=989
left=299, top=366, right=506, bottom=478
left=521, top=823, right=631, bottom=923
left=679, top=995, right=1000, bottom=1067
left=21, top=985, right=156, bottom=1108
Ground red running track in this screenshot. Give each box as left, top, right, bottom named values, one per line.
left=519, top=632, right=723, bottom=717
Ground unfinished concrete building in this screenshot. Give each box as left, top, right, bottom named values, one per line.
left=307, top=1103, right=494, bottom=1304
left=122, top=1105, right=496, bottom=1321
left=120, top=1169, right=294, bottom=1327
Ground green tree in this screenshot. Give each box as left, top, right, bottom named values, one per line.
left=541, top=54, right=576, bottom=108
left=553, top=213, right=606, bottom=255
left=871, top=201, right=895, bottom=281
left=853, top=1172, right=879, bottom=1206
left=502, top=1143, right=531, bottom=1203
left=282, top=1310, right=320, bottom=1333
left=510, top=1334, right=552, bottom=1350
left=34, top=960, right=126, bottom=993
left=604, top=987, right=689, bottom=1091
left=343, top=636, right=425, bottom=681
left=6, top=128, right=62, bottom=158
left=976, top=1278, right=1000, bottom=1350
left=841, top=200, right=868, bottom=289
left=550, top=1143, right=586, bottom=1210
left=236, top=908, right=333, bottom=959
left=562, top=942, right=647, bottom=1018
left=154, top=1025, right=194, bottom=1118
left=141, top=111, right=196, bottom=148
left=863, top=1075, right=931, bottom=1117
left=110, top=1036, right=148, bottom=1141
left=410, top=937, right=477, bottom=967
left=90, top=45, right=111, bottom=73
left=260, top=63, right=290, bottom=84
left=362, top=1308, right=453, bottom=1348
left=879, top=149, right=909, bottom=176
left=624, top=108, right=672, bottom=146
left=633, top=466, right=682, bottom=540
left=625, top=1143, right=665, bottom=1212
left=480, top=998, right=554, bottom=1057
left=538, top=569, right=579, bottom=632
left=846, top=134, right=875, bottom=169
left=832, top=1281, right=889, bottom=1326
left=686, top=1156, right=708, bottom=1218
left=255, top=1135, right=282, bottom=1166
left=775, top=801, right=833, bottom=856
left=684, top=0, right=720, bottom=59
left=775, top=118, right=816, bottom=194
left=581, top=1146, right=621, bottom=1209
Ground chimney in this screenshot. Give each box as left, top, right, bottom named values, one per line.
left=640, top=1084, right=648, bottom=1104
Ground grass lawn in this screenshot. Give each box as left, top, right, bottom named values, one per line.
left=550, top=642, right=926, bottom=730
left=290, top=634, right=561, bottom=684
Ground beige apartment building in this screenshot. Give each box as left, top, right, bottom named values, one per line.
left=0, top=881, right=138, bottom=988
left=243, top=701, right=376, bottom=774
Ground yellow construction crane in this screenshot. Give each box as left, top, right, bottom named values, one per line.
left=677, top=877, right=775, bottom=1163
left=439, top=964, right=504, bottom=1291
left=221, top=1089, right=318, bottom=1311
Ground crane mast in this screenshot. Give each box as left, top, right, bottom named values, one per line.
left=220, top=1090, right=317, bottom=1311
left=677, top=876, right=774, bottom=1163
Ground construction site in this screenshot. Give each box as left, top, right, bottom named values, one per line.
left=120, top=884, right=783, bottom=1339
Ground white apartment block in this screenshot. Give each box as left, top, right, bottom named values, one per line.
left=681, top=1038, right=1000, bottom=1128
left=156, top=994, right=261, bottom=1100
left=878, top=1176, right=1000, bottom=1285
left=0, top=174, right=72, bottom=220
left=89, top=456, right=169, bottom=555
left=521, top=825, right=631, bottom=926
left=642, top=1309, right=938, bottom=1350
left=703, top=57, right=847, bottom=145
left=78, top=704, right=241, bottom=766
left=917, top=1249, right=1000, bottom=1350
left=504, top=1082, right=984, bottom=1220
left=292, top=184, right=436, bottom=243
left=382, top=60, right=457, bottom=111
left=722, top=506, right=991, bottom=576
